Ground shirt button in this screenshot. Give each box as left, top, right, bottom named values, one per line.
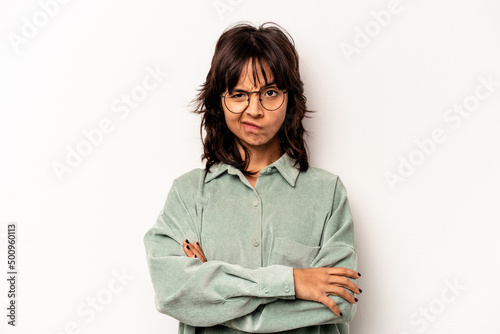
left=254, top=240, right=260, bottom=247
left=253, top=200, right=259, bottom=206
left=284, top=286, right=290, bottom=293
left=267, top=167, right=272, bottom=173
left=263, top=287, right=269, bottom=294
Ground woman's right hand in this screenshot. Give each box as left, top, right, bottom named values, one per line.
left=293, top=267, right=361, bottom=316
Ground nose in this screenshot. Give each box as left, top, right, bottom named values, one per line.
left=244, top=91, right=263, bottom=117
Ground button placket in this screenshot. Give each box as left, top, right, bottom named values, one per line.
left=251, top=190, right=263, bottom=266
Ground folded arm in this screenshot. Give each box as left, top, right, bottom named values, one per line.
left=181, top=177, right=360, bottom=332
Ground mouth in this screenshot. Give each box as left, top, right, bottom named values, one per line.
left=242, top=121, right=261, bottom=132
left=242, top=121, right=261, bottom=129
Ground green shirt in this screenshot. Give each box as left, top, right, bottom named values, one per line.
left=143, top=152, right=358, bottom=333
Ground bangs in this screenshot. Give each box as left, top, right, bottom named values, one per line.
left=219, top=34, right=290, bottom=92
left=224, top=57, right=272, bottom=91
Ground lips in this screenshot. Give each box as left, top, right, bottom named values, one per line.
left=242, top=121, right=261, bottom=128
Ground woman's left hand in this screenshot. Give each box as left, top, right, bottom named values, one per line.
left=183, top=239, right=207, bottom=263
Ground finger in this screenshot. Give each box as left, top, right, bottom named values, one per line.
left=326, top=267, right=361, bottom=279
left=192, top=242, right=207, bottom=262
left=184, top=244, right=195, bottom=258
left=183, top=240, right=195, bottom=258
left=324, top=285, right=358, bottom=304
left=191, top=248, right=203, bottom=261
left=328, top=275, right=362, bottom=295
left=317, top=294, right=342, bottom=317
left=184, top=240, right=207, bottom=263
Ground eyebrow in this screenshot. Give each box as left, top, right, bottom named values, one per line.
left=232, top=82, right=278, bottom=92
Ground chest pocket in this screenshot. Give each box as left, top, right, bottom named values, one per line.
left=268, top=237, right=320, bottom=268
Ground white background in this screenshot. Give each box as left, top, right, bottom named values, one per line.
left=1, top=0, right=500, bottom=333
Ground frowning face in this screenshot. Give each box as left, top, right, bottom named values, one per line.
left=222, top=59, right=288, bottom=152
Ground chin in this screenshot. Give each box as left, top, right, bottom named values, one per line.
left=242, top=140, right=263, bottom=148
left=246, top=140, right=275, bottom=149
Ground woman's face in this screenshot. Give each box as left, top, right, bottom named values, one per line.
left=222, top=59, right=287, bottom=152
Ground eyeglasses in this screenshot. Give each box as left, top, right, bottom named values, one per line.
left=220, top=86, right=287, bottom=114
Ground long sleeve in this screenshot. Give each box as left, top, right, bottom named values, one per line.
left=143, top=178, right=296, bottom=328
left=222, top=177, right=358, bottom=333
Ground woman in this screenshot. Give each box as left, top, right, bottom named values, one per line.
left=144, top=22, right=361, bottom=334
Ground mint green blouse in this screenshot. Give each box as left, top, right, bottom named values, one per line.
left=143, top=152, right=358, bottom=333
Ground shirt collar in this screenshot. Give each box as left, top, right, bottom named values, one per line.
left=204, top=152, right=300, bottom=187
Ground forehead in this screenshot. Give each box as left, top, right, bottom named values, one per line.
left=235, top=59, right=275, bottom=89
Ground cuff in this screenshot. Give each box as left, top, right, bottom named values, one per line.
left=256, top=265, right=295, bottom=298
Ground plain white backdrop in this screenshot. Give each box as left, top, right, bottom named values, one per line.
left=1, top=0, right=500, bottom=333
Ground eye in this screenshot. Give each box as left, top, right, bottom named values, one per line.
left=263, top=89, right=279, bottom=97
left=228, top=91, right=246, bottom=99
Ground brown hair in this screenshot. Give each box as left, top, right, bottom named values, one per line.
left=193, top=22, right=313, bottom=175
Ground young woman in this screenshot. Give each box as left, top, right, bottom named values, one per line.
left=144, top=22, right=361, bottom=334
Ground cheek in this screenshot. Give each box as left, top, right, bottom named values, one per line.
left=223, top=111, right=240, bottom=132
left=276, top=108, right=287, bottom=129
left=280, top=100, right=289, bottom=123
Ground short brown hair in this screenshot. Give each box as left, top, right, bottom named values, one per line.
left=193, top=22, right=313, bottom=175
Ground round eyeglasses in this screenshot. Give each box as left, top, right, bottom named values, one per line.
left=220, top=86, right=287, bottom=114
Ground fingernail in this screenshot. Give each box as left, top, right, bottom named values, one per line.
left=186, top=245, right=190, bottom=250
left=359, top=289, right=363, bottom=293
left=340, top=312, right=343, bottom=317
left=185, top=239, right=190, bottom=244
left=358, top=272, right=361, bottom=277
left=355, top=298, right=358, bottom=302
left=195, top=241, right=199, bottom=245
left=194, top=254, right=198, bottom=258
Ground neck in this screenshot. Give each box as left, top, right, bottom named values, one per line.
left=238, top=138, right=283, bottom=174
